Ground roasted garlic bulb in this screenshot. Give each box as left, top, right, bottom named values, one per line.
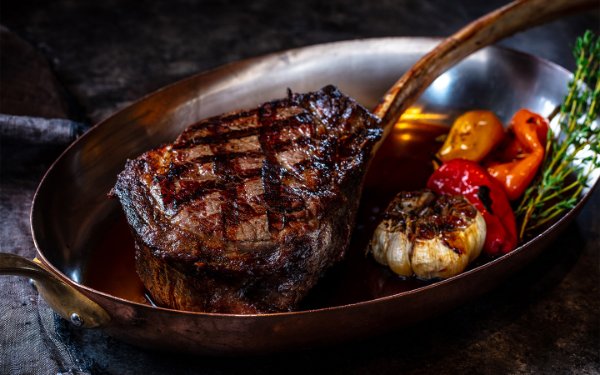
left=369, top=189, right=485, bottom=279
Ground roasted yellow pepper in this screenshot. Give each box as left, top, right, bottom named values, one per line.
left=438, top=110, right=505, bottom=163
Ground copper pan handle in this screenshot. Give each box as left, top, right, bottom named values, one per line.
left=0, top=252, right=110, bottom=328
left=373, top=0, right=598, bottom=154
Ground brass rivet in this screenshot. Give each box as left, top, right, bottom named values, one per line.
left=70, top=313, right=83, bottom=327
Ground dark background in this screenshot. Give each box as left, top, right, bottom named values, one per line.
left=2, top=0, right=598, bottom=122
left=1, top=1, right=599, bottom=374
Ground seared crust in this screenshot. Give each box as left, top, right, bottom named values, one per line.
left=113, top=86, right=381, bottom=313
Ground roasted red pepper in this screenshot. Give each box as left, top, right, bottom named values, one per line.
left=427, top=159, right=517, bottom=256
left=485, top=109, right=549, bottom=200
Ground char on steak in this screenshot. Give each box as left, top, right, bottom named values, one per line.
left=113, top=85, right=382, bottom=313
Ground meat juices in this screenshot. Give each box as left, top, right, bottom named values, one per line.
left=112, top=86, right=382, bottom=313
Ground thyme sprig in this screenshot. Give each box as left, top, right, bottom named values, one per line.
left=516, top=30, right=600, bottom=239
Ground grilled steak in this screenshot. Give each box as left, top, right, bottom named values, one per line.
left=113, top=85, right=382, bottom=313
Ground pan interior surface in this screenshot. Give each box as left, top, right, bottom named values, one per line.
left=32, top=38, right=582, bottom=313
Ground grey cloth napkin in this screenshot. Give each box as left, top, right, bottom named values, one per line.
left=0, top=115, right=91, bottom=375
left=0, top=114, right=86, bottom=144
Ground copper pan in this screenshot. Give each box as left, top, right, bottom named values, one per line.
left=1, top=0, right=598, bottom=355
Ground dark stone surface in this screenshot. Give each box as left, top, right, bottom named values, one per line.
left=0, top=26, right=74, bottom=118
left=0, top=0, right=599, bottom=374
left=2, top=0, right=598, bottom=122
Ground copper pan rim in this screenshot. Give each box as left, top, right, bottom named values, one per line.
left=30, top=36, right=593, bottom=319
left=15, top=30, right=597, bottom=354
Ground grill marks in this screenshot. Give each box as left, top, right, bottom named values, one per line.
left=140, top=86, right=381, bottom=243
left=258, top=101, right=289, bottom=233
left=150, top=97, right=326, bottom=239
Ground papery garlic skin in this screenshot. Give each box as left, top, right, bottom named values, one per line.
left=369, top=190, right=486, bottom=280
